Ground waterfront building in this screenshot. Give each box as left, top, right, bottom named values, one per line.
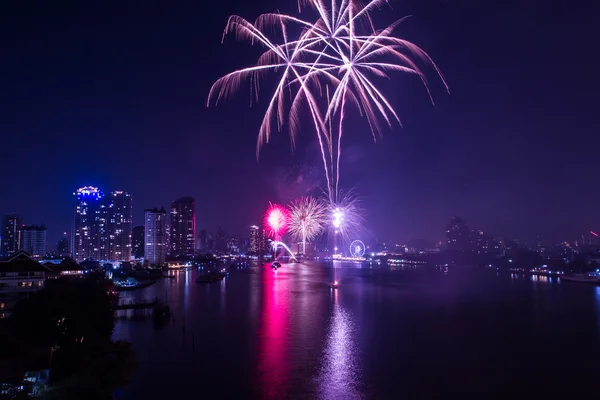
left=107, top=191, right=133, bottom=262
left=0, top=250, right=51, bottom=318
left=57, top=233, right=69, bottom=257
left=44, top=258, right=86, bottom=278
left=249, top=225, right=260, bottom=253
left=1, top=215, right=23, bottom=256
left=72, top=186, right=107, bottom=262
left=170, top=197, right=196, bottom=258
left=72, top=186, right=132, bottom=262
left=132, top=225, right=145, bottom=259
left=227, top=236, right=240, bottom=254
left=20, top=225, right=47, bottom=258
left=145, top=207, right=167, bottom=265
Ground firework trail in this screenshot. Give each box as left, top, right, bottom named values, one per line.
left=288, top=196, right=327, bottom=255
left=264, top=202, right=290, bottom=241
left=208, top=0, right=448, bottom=203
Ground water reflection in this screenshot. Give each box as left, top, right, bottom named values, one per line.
left=317, top=288, right=362, bottom=400
left=258, top=267, right=291, bottom=398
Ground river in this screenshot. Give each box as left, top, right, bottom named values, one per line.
left=113, top=262, right=600, bottom=398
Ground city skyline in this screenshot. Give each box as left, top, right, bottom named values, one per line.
left=0, top=1, right=597, bottom=248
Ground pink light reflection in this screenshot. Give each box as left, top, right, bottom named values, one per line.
left=257, top=264, right=291, bottom=398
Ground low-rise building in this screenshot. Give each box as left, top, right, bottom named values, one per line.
left=0, top=250, right=51, bottom=318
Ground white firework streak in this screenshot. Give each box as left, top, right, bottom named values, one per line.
left=288, top=196, right=328, bottom=255
left=328, top=189, right=365, bottom=246
left=207, top=0, right=448, bottom=203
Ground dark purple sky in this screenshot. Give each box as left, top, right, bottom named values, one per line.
left=1, top=0, right=598, bottom=248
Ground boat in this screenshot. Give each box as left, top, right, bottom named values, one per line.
left=195, top=270, right=227, bottom=283
left=271, top=261, right=282, bottom=269
left=560, top=273, right=600, bottom=284
left=328, top=280, right=340, bottom=289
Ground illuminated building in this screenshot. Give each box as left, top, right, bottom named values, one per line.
left=249, top=225, right=269, bottom=254
left=145, top=207, right=167, bottom=265
left=170, top=197, right=196, bottom=258
left=107, top=191, right=133, bottom=262
left=20, top=225, right=47, bottom=258
left=132, top=225, right=145, bottom=259
left=57, top=233, right=69, bottom=257
left=72, top=186, right=132, bottom=262
left=249, top=225, right=260, bottom=252
left=1, top=215, right=23, bottom=255
left=0, top=250, right=51, bottom=318
left=227, top=236, right=240, bottom=254
left=72, top=187, right=106, bottom=262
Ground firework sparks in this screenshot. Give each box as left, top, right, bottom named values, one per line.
left=288, top=196, right=327, bottom=255
left=264, top=202, right=289, bottom=240
left=328, top=190, right=364, bottom=245
left=208, top=0, right=447, bottom=203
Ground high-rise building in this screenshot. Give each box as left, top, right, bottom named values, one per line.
left=1, top=215, right=23, bottom=255
left=72, top=187, right=106, bottom=262
left=197, top=229, right=207, bottom=253
left=227, top=236, right=240, bottom=254
left=249, top=225, right=260, bottom=253
left=145, top=207, right=167, bottom=265
left=107, top=191, right=133, bottom=261
left=215, top=227, right=227, bottom=253
left=72, top=186, right=133, bottom=262
left=57, top=233, right=69, bottom=257
left=170, top=197, right=196, bottom=258
left=132, top=225, right=145, bottom=259
left=20, top=225, right=47, bottom=258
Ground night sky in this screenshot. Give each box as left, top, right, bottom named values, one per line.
left=1, top=0, right=598, bottom=248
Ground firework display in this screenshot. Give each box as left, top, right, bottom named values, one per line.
left=288, top=196, right=327, bottom=255
left=208, top=0, right=447, bottom=202
left=264, top=202, right=290, bottom=240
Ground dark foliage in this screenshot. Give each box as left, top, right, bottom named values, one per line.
left=4, top=277, right=135, bottom=399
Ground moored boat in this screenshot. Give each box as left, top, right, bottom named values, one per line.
left=560, top=273, right=600, bottom=284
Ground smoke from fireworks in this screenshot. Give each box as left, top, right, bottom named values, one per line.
left=208, top=0, right=448, bottom=203
left=264, top=202, right=289, bottom=240
left=288, top=196, right=327, bottom=255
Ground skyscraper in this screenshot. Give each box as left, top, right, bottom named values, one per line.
left=215, top=227, right=227, bottom=253
left=145, top=207, right=167, bottom=265
left=72, top=186, right=133, bottom=262
left=249, top=225, right=260, bottom=253
left=57, top=233, right=69, bottom=257
left=107, top=191, right=133, bottom=261
left=132, top=225, right=145, bottom=259
left=72, top=187, right=106, bottom=262
left=170, top=197, right=195, bottom=258
left=20, top=225, right=47, bottom=258
left=1, top=215, right=23, bottom=255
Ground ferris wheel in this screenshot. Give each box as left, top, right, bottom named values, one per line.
left=349, top=240, right=366, bottom=258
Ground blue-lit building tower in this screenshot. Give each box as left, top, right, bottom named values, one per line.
left=72, top=186, right=106, bottom=262
left=72, top=186, right=133, bottom=262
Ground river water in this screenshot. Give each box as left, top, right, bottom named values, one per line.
left=113, top=262, right=600, bottom=399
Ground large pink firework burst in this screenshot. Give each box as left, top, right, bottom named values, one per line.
left=264, top=202, right=290, bottom=240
